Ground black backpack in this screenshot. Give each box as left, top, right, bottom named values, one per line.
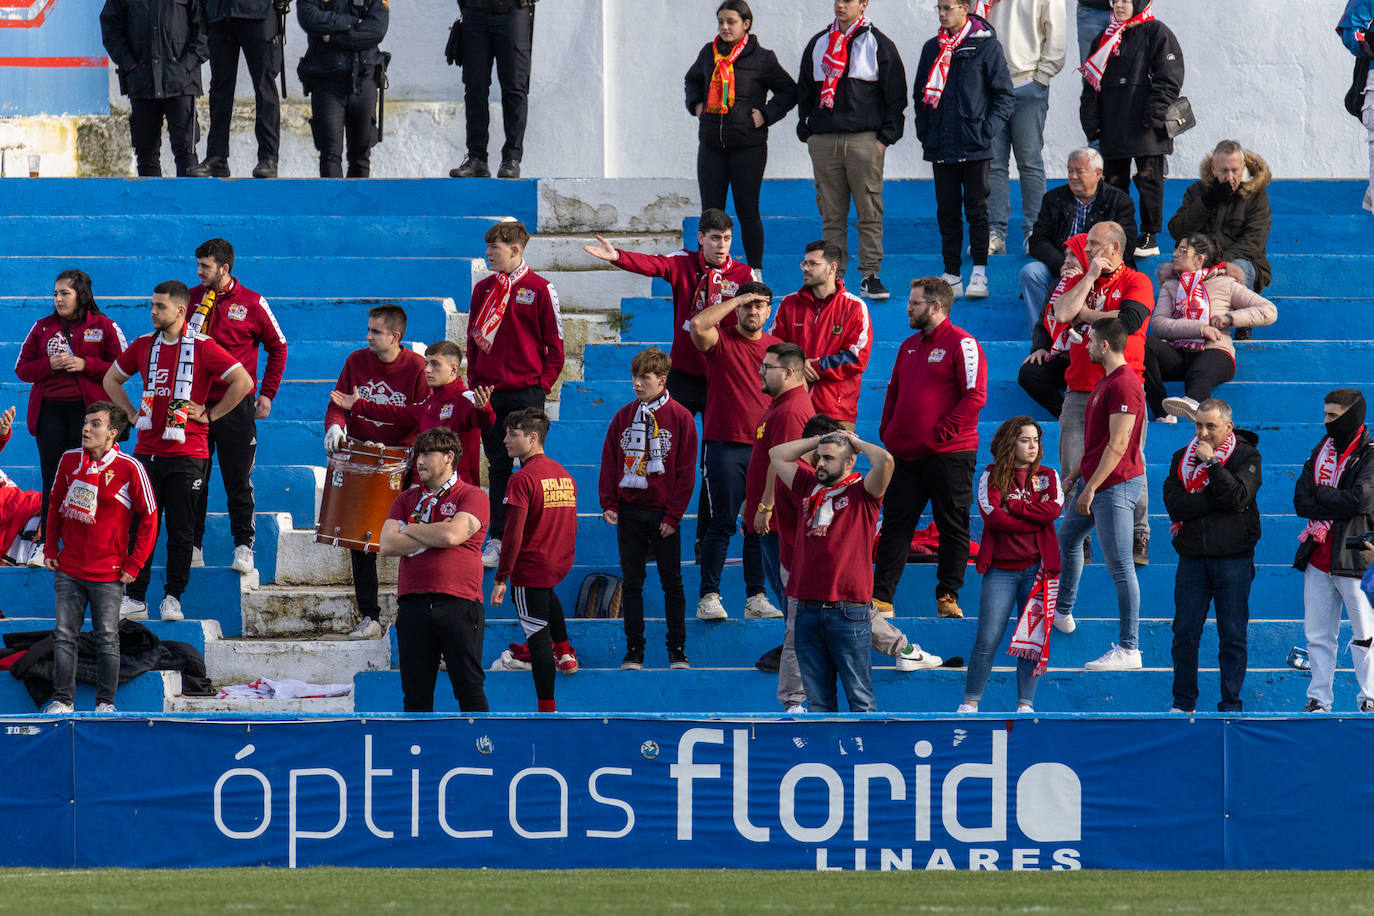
left=574, top=573, right=623, bottom=619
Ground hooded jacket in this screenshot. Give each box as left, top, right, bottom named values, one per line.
left=1163, top=429, right=1262, bottom=559
left=1166, top=150, right=1273, bottom=291
left=100, top=0, right=209, bottom=99
left=685, top=35, right=797, bottom=151
left=1078, top=0, right=1185, bottom=159
left=913, top=15, right=1015, bottom=163
left=1293, top=427, right=1374, bottom=578
left=796, top=19, right=908, bottom=146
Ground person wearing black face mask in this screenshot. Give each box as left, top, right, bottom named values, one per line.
left=1293, top=388, right=1374, bottom=714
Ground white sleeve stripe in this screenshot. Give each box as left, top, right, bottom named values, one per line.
left=122, top=454, right=157, bottom=513
left=259, top=296, right=288, bottom=344
left=548, top=284, right=565, bottom=341
left=111, top=320, right=128, bottom=351
left=976, top=469, right=994, bottom=516
left=959, top=336, right=979, bottom=390
left=1049, top=469, right=1064, bottom=508
left=850, top=295, right=871, bottom=356
left=16, top=320, right=42, bottom=372
left=220, top=362, right=245, bottom=380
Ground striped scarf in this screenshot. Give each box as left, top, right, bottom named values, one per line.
left=820, top=16, right=867, bottom=110
left=1170, top=267, right=1224, bottom=351
left=705, top=34, right=749, bottom=114
left=923, top=18, right=974, bottom=108
left=136, top=330, right=196, bottom=442
left=619, top=391, right=670, bottom=489
left=1079, top=6, right=1155, bottom=92
left=804, top=472, right=862, bottom=536
left=1008, top=570, right=1057, bottom=676
left=1300, top=431, right=1366, bottom=545
left=61, top=444, right=122, bottom=525
left=472, top=262, right=529, bottom=353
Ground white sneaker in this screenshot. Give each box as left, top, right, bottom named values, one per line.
left=1162, top=396, right=1200, bottom=421
left=941, top=273, right=964, bottom=299
left=1053, top=612, right=1076, bottom=634
left=159, top=595, right=184, bottom=621
left=1084, top=643, right=1143, bottom=670
left=744, top=594, right=783, bottom=618
left=1153, top=414, right=1178, bottom=424
left=1169, top=706, right=1189, bottom=713
left=190, top=546, right=205, bottom=568
left=966, top=273, right=989, bottom=299
left=481, top=538, right=501, bottom=569
left=1017, top=703, right=1035, bottom=713
left=956, top=702, right=978, bottom=713
left=119, top=596, right=148, bottom=621
left=696, top=593, right=727, bottom=620
left=895, top=643, right=942, bottom=671
left=785, top=704, right=806, bottom=714
left=231, top=545, right=254, bottom=574
left=41, top=699, right=74, bottom=715
left=95, top=702, right=117, bottom=713
left=26, top=544, right=45, bottom=568
left=349, top=616, right=383, bottom=639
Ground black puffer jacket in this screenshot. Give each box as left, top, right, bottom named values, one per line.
left=1293, top=429, right=1374, bottom=578
left=1162, top=429, right=1262, bottom=559
left=1078, top=0, right=1184, bottom=159
left=100, top=0, right=208, bottom=99
left=296, top=0, right=388, bottom=93
left=685, top=36, right=797, bottom=151
left=912, top=16, right=1014, bottom=163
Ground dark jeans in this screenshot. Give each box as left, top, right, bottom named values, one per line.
left=195, top=395, right=257, bottom=549
left=513, top=584, right=567, bottom=702
left=794, top=601, right=876, bottom=713
left=698, top=143, right=768, bottom=269
left=1172, top=555, right=1252, bottom=712
left=36, top=398, right=85, bottom=541
left=396, top=592, right=488, bottom=712
left=206, top=14, right=281, bottom=161
left=127, top=454, right=208, bottom=602
left=1104, top=155, right=1164, bottom=234
left=1143, top=339, right=1236, bottom=419
left=932, top=159, right=992, bottom=275
left=461, top=6, right=533, bottom=163
left=309, top=76, right=378, bottom=178
left=1017, top=353, right=1069, bottom=419
left=699, top=440, right=763, bottom=599
left=129, top=96, right=197, bottom=177
left=52, top=572, right=122, bottom=706
left=351, top=549, right=379, bottom=619
left=665, top=368, right=710, bottom=556
left=873, top=451, right=976, bottom=605
left=481, top=385, right=545, bottom=539
left=617, top=503, right=686, bottom=652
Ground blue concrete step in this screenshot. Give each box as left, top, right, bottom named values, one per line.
left=146, top=511, right=283, bottom=583
left=0, top=617, right=211, bottom=656
left=0, top=419, right=326, bottom=467
left=0, top=566, right=245, bottom=633
left=0, top=670, right=171, bottom=713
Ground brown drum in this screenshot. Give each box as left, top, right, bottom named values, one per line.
left=315, top=440, right=412, bottom=552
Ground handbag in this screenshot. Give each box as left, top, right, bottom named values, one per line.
left=1163, top=96, right=1196, bottom=138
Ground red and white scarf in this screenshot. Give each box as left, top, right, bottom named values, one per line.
left=1079, top=6, right=1155, bottom=91
left=923, top=18, right=974, bottom=108
left=1170, top=267, right=1226, bottom=351
left=60, top=444, right=122, bottom=525
left=971, top=0, right=998, bottom=17
left=411, top=470, right=458, bottom=523
left=472, top=262, right=529, bottom=353
left=1300, top=431, right=1366, bottom=544
left=136, top=329, right=196, bottom=442
left=684, top=252, right=735, bottom=331
left=1170, top=432, right=1237, bottom=535
left=620, top=391, right=670, bottom=489
left=820, top=16, right=867, bottom=109
left=1042, top=234, right=1089, bottom=357
left=1008, top=570, right=1057, bottom=676
left=706, top=34, right=750, bottom=114
left=804, top=472, right=861, bottom=536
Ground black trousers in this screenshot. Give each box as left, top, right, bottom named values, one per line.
left=872, top=451, right=977, bottom=604
left=195, top=395, right=257, bottom=550
left=1017, top=354, right=1069, bottom=419
left=1142, top=339, right=1235, bottom=418
left=665, top=368, right=710, bottom=557
left=932, top=159, right=991, bottom=275
left=35, top=398, right=86, bottom=541
left=206, top=15, right=282, bottom=161
left=129, top=96, right=197, bottom=177
left=480, top=385, right=545, bottom=540
left=461, top=6, right=533, bottom=163
left=697, top=143, right=768, bottom=269
left=513, top=585, right=567, bottom=702
left=128, top=454, right=209, bottom=602
left=617, top=503, right=686, bottom=653
left=351, top=549, right=379, bottom=619
left=1104, top=155, right=1164, bottom=234
left=309, top=76, right=378, bottom=178
left=396, top=592, right=489, bottom=712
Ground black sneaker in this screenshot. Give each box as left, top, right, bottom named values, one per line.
left=449, top=157, right=491, bottom=178
left=620, top=648, right=644, bottom=670
left=187, top=157, right=230, bottom=178
left=1135, top=233, right=1160, bottom=258
left=1302, top=699, right=1327, bottom=713
left=668, top=646, right=690, bottom=670
left=251, top=159, right=277, bottom=179
left=1133, top=534, right=1149, bottom=566
left=497, top=159, right=521, bottom=179
left=859, top=276, right=890, bottom=300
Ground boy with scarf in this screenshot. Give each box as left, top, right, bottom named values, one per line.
left=1293, top=388, right=1374, bottom=713
left=1162, top=398, right=1261, bottom=713
left=598, top=347, right=698, bottom=671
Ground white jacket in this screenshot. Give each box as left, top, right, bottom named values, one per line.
left=987, top=0, right=1067, bottom=86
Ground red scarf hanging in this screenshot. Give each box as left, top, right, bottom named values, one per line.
left=820, top=16, right=867, bottom=110
left=60, top=444, right=121, bottom=525
left=472, top=262, right=529, bottom=353
left=1079, top=6, right=1156, bottom=91
left=1170, top=432, right=1238, bottom=535
left=705, top=35, right=749, bottom=114
left=1042, top=233, right=1090, bottom=357
left=1170, top=266, right=1227, bottom=351
left=1300, top=430, right=1366, bottom=545
left=1008, top=570, right=1057, bottom=676
left=804, top=471, right=862, bottom=536
left=923, top=18, right=974, bottom=108
left=687, top=251, right=734, bottom=328
left=971, top=0, right=998, bottom=17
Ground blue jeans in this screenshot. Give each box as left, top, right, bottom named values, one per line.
left=1230, top=258, right=1258, bottom=292
left=1077, top=4, right=1113, bottom=64
left=1172, top=555, right=1252, bottom=712
left=1056, top=476, right=1144, bottom=649
left=700, top=440, right=764, bottom=598
left=794, top=601, right=875, bottom=713
left=989, top=80, right=1050, bottom=241
left=52, top=571, right=123, bottom=706
left=1018, top=260, right=1055, bottom=331
left=964, top=564, right=1043, bottom=706
left=758, top=531, right=786, bottom=614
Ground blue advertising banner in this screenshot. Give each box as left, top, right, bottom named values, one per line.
left=0, top=718, right=74, bottom=866
left=0, top=0, right=109, bottom=117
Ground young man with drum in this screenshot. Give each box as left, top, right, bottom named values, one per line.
left=323, top=305, right=430, bottom=640
left=489, top=408, right=578, bottom=712
left=103, top=281, right=254, bottom=622
left=379, top=426, right=490, bottom=713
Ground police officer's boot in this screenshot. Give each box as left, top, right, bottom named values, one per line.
left=188, top=156, right=231, bottom=178
left=252, top=159, right=278, bottom=179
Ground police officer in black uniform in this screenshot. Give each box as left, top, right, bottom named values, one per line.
left=188, top=0, right=283, bottom=179
left=296, top=0, right=389, bottom=177
left=448, top=0, right=535, bottom=180
left=100, top=0, right=209, bottom=177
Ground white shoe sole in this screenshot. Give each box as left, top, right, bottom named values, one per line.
left=1053, top=615, right=1076, bottom=634
left=896, top=653, right=942, bottom=672
left=696, top=609, right=727, bottom=620
left=965, top=284, right=989, bottom=299
left=744, top=608, right=783, bottom=619
left=1084, top=659, right=1143, bottom=671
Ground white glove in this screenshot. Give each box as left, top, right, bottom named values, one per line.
left=324, top=424, right=347, bottom=453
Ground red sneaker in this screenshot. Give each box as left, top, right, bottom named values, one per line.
left=554, top=641, right=579, bottom=674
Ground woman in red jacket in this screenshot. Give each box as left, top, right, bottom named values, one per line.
left=959, top=415, right=1064, bottom=713
left=14, top=270, right=128, bottom=553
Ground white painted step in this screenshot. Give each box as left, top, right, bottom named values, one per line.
left=275, top=527, right=399, bottom=587
left=540, top=269, right=653, bottom=313
left=524, top=233, right=680, bottom=272
left=241, top=584, right=397, bottom=638
left=203, top=636, right=391, bottom=686
left=538, top=178, right=699, bottom=233
left=166, top=695, right=354, bottom=713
